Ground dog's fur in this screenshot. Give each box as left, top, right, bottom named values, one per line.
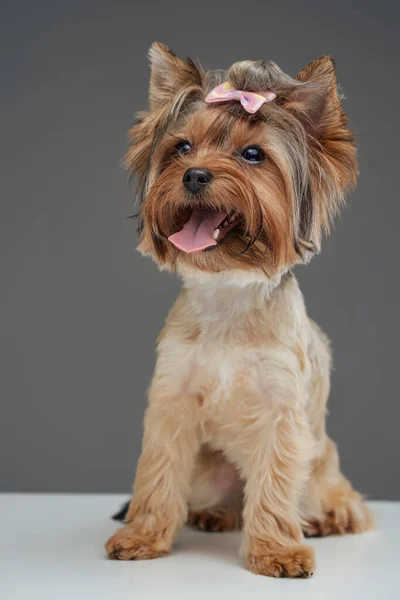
left=105, top=43, right=373, bottom=577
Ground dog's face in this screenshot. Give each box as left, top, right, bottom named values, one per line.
left=126, top=43, right=357, bottom=277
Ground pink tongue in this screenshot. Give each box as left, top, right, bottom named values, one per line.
left=168, top=208, right=227, bottom=253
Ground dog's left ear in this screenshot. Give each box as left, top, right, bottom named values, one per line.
left=284, top=57, right=358, bottom=252
left=289, top=56, right=344, bottom=136
left=148, top=42, right=204, bottom=111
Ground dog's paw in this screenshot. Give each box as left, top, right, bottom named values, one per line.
left=303, top=496, right=373, bottom=537
left=246, top=542, right=315, bottom=578
left=188, top=509, right=241, bottom=532
left=105, top=525, right=170, bottom=561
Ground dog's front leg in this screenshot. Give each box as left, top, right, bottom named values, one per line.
left=106, top=377, right=200, bottom=560
left=227, top=377, right=316, bottom=578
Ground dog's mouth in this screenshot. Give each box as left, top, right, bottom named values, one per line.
left=168, top=208, right=242, bottom=253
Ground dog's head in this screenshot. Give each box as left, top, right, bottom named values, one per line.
left=126, top=43, right=357, bottom=277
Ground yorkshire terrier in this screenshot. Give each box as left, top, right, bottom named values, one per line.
left=105, top=43, right=373, bottom=578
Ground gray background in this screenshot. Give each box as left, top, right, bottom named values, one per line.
left=1, top=0, right=399, bottom=498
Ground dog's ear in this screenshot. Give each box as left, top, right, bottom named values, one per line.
left=124, top=44, right=203, bottom=180
left=289, top=56, right=344, bottom=137
left=148, top=42, right=204, bottom=111
left=284, top=57, right=358, bottom=253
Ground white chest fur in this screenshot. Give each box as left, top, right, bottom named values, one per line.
left=154, top=271, right=312, bottom=416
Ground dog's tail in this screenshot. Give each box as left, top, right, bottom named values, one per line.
left=112, top=500, right=130, bottom=521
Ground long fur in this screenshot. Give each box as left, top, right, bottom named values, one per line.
left=106, top=43, right=372, bottom=578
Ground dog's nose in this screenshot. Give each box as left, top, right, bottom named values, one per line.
left=182, top=168, right=212, bottom=194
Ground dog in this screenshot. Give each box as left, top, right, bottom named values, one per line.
left=105, top=43, right=373, bottom=578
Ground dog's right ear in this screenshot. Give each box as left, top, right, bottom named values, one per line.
left=148, top=42, right=204, bottom=111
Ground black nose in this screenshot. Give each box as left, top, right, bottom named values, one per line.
left=182, top=168, right=212, bottom=194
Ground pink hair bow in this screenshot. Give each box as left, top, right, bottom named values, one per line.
left=204, top=81, right=276, bottom=114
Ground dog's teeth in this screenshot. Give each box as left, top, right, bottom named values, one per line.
left=223, top=220, right=228, bottom=227
left=213, top=228, right=220, bottom=240
left=229, top=215, right=236, bottom=223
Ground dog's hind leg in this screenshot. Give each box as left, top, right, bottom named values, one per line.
left=188, top=445, right=243, bottom=532
left=300, top=437, right=374, bottom=537
left=301, top=322, right=373, bottom=537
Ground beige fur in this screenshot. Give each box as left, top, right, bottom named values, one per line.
left=105, top=43, right=372, bottom=578
left=106, top=272, right=372, bottom=576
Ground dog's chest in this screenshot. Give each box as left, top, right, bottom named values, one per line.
left=191, top=337, right=257, bottom=393
left=156, top=276, right=308, bottom=417
left=159, top=328, right=278, bottom=406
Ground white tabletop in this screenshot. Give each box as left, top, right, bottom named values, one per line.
left=0, top=494, right=398, bottom=599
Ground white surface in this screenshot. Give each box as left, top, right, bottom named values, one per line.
left=0, top=494, right=398, bottom=599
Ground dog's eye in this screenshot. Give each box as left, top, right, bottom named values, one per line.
left=175, top=140, right=192, bottom=155
left=240, top=146, right=265, bottom=163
